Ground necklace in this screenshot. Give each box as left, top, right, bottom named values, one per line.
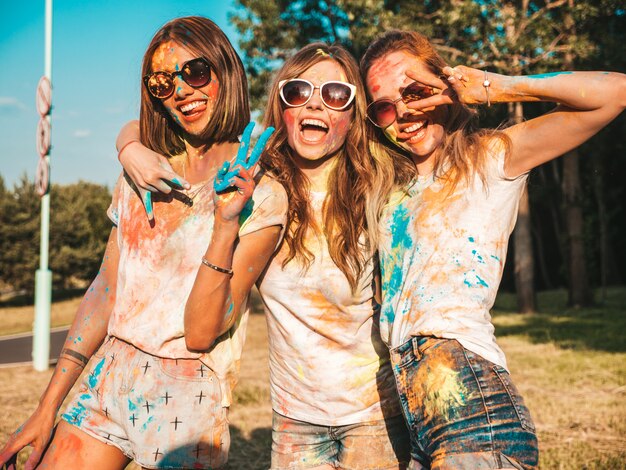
left=178, top=158, right=212, bottom=207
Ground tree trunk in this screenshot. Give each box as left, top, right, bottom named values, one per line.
left=591, top=158, right=608, bottom=303
left=562, top=150, right=593, bottom=307
left=514, top=185, right=536, bottom=313
left=509, top=101, right=536, bottom=313
left=561, top=4, right=593, bottom=307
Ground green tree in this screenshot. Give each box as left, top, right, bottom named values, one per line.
left=234, top=0, right=606, bottom=313
left=49, top=181, right=111, bottom=289
left=0, top=176, right=112, bottom=296
left=0, top=176, right=40, bottom=293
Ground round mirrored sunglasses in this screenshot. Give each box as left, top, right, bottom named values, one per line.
left=144, top=57, right=212, bottom=99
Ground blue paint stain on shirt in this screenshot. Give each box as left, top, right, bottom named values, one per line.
left=381, top=205, right=414, bottom=323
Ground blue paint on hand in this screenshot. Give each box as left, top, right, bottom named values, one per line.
left=213, top=122, right=275, bottom=193
left=528, top=71, right=573, bottom=79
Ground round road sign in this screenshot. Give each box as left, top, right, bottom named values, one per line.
left=36, top=76, right=52, bottom=117
left=35, top=157, right=50, bottom=197
left=37, top=118, right=51, bottom=157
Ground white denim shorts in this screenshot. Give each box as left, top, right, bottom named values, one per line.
left=62, top=336, right=230, bottom=469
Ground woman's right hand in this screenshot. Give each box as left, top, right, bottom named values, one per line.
left=0, top=406, right=56, bottom=470
left=119, top=142, right=190, bottom=222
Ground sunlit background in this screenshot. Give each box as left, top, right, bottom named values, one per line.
left=0, top=1, right=241, bottom=189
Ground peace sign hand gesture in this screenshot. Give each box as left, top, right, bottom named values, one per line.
left=213, top=122, right=275, bottom=222
left=404, top=65, right=494, bottom=111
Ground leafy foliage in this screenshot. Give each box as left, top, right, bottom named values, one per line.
left=0, top=175, right=112, bottom=295
left=232, top=0, right=626, bottom=294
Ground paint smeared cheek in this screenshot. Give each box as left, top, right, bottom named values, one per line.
left=383, top=126, right=410, bottom=153
left=325, top=113, right=351, bottom=152
left=205, top=80, right=219, bottom=102
left=164, top=104, right=182, bottom=126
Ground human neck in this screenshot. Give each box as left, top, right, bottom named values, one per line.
left=297, top=155, right=337, bottom=193
left=181, top=140, right=239, bottom=184
left=411, top=148, right=440, bottom=177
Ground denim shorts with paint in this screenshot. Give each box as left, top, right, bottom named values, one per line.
left=389, top=337, right=538, bottom=470
left=271, top=411, right=411, bottom=469
left=61, top=336, right=229, bottom=469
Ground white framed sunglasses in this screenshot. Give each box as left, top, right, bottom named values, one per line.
left=279, top=78, right=357, bottom=111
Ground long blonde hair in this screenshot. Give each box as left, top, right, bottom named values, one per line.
left=361, top=30, right=510, bottom=191
left=261, top=43, right=413, bottom=290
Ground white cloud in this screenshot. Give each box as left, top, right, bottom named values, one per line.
left=0, top=96, right=27, bottom=111
left=73, top=129, right=92, bottom=138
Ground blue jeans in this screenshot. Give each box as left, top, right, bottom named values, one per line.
left=390, top=337, right=538, bottom=469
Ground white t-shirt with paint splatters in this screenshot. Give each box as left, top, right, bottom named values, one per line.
left=258, top=190, right=401, bottom=426
left=106, top=171, right=288, bottom=406
left=378, top=141, right=528, bottom=369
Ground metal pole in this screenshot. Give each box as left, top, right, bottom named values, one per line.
left=33, top=0, right=53, bottom=371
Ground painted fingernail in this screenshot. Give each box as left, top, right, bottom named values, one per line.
left=144, top=193, right=153, bottom=218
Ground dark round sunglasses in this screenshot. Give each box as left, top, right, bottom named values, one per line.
left=279, top=79, right=357, bottom=111
left=366, top=81, right=437, bottom=128
left=143, top=57, right=212, bottom=99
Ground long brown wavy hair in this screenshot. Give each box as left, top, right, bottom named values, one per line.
left=261, top=43, right=413, bottom=290
left=361, top=30, right=510, bottom=191
left=139, top=16, right=250, bottom=156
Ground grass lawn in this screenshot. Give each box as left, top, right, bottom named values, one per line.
left=0, top=287, right=624, bottom=469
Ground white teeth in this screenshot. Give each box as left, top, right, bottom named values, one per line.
left=180, top=101, right=205, bottom=113
left=301, top=118, right=328, bottom=129
left=404, top=121, right=426, bottom=133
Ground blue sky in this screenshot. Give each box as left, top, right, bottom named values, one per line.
left=0, top=0, right=242, bottom=189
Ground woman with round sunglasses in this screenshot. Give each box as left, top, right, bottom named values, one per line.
left=115, top=42, right=414, bottom=470
left=360, top=29, right=626, bottom=469
left=0, top=16, right=287, bottom=470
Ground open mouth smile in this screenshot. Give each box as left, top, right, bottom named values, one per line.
left=300, top=118, right=329, bottom=143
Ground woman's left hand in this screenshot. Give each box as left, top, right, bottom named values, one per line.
left=404, top=65, right=494, bottom=110
left=213, top=122, right=274, bottom=222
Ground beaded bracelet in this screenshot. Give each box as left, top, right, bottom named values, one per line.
left=201, top=257, right=234, bottom=276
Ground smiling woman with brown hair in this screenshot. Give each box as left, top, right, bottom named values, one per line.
left=0, top=16, right=286, bottom=470
left=361, top=29, right=626, bottom=470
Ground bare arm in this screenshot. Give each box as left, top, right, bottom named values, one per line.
left=406, top=67, right=626, bottom=177
left=0, top=228, right=120, bottom=470
left=116, top=120, right=190, bottom=220
left=184, top=207, right=281, bottom=350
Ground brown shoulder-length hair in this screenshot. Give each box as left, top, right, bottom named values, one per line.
left=139, top=16, right=249, bottom=157
left=261, top=43, right=397, bottom=291
left=361, top=30, right=510, bottom=190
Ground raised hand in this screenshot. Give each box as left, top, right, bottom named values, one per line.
left=404, top=65, right=491, bottom=111
left=213, top=122, right=275, bottom=192
left=213, top=122, right=275, bottom=222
